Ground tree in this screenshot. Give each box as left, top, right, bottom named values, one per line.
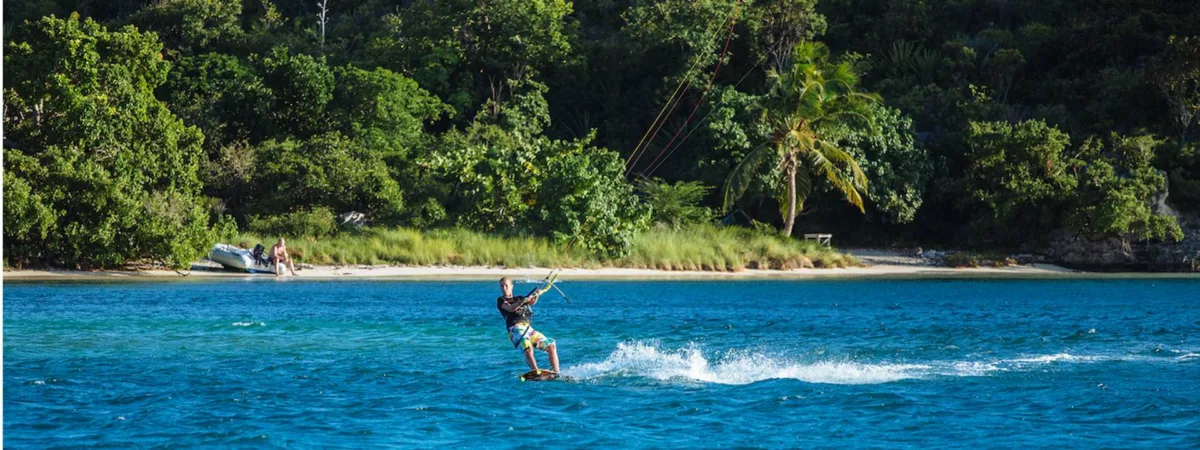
left=259, top=46, right=335, bottom=136
left=429, top=85, right=648, bottom=254
left=637, top=179, right=714, bottom=229
left=370, top=0, right=574, bottom=117
left=826, top=103, right=931, bottom=224
left=427, top=86, right=556, bottom=233
left=1151, top=36, right=1200, bottom=142
left=536, top=143, right=651, bottom=257
left=958, top=119, right=1074, bottom=244
left=3, top=14, right=213, bottom=268
left=250, top=132, right=406, bottom=222
left=745, top=0, right=827, bottom=72
left=163, top=53, right=273, bottom=153
left=1066, top=134, right=1182, bottom=242
left=316, top=0, right=329, bottom=48
left=723, top=42, right=878, bottom=236
left=127, top=0, right=245, bottom=56
left=328, top=65, right=449, bottom=150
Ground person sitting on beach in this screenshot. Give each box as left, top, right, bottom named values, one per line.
left=269, top=238, right=298, bottom=277
left=497, top=277, right=560, bottom=374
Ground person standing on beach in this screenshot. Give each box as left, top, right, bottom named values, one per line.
left=497, top=277, right=560, bottom=374
left=270, top=238, right=298, bottom=277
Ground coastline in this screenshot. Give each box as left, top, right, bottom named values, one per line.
left=10, top=261, right=1190, bottom=281
left=9, top=248, right=1199, bottom=281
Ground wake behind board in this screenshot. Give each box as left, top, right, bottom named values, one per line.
left=519, top=370, right=560, bottom=382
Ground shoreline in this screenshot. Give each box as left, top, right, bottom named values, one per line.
left=6, top=262, right=1198, bottom=281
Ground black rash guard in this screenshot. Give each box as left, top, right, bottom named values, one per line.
left=497, top=295, right=533, bottom=328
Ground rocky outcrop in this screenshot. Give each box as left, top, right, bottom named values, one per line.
left=1039, top=217, right=1200, bottom=272
left=1143, top=217, right=1200, bottom=272
left=1040, top=229, right=1137, bottom=269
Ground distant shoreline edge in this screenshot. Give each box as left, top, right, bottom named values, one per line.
left=7, top=263, right=1198, bottom=281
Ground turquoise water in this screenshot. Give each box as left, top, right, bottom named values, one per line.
left=5, top=278, right=1199, bottom=448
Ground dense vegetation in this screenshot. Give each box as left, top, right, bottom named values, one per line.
left=4, top=0, right=1198, bottom=269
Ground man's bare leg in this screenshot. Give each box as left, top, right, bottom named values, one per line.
left=287, top=259, right=297, bottom=276
left=275, top=262, right=282, bottom=277
left=523, top=347, right=539, bottom=372
left=547, top=343, right=560, bottom=373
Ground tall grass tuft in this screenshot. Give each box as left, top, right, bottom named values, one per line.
left=233, top=225, right=855, bottom=271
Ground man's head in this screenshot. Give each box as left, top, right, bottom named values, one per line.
left=277, top=238, right=286, bottom=247
left=500, top=277, right=513, bottom=297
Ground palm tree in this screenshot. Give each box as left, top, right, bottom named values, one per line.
left=723, top=42, right=880, bottom=237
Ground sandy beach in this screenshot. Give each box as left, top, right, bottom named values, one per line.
left=4, top=259, right=1085, bottom=280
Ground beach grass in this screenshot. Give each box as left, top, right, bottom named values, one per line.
left=625, top=225, right=856, bottom=270
left=232, top=224, right=856, bottom=271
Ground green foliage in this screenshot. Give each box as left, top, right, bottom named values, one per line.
left=259, top=46, right=335, bottom=136
left=371, top=0, right=574, bottom=116
left=8, top=0, right=1200, bottom=268
left=1067, top=135, right=1183, bottom=242
left=247, top=207, right=337, bottom=238
left=1158, top=141, right=1200, bottom=213
left=638, top=179, right=714, bottom=229
left=433, top=122, right=649, bottom=256
left=163, top=53, right=273, bottom=153
left=214, top=214, right=240, bottom=240
left=959, top=123, right=1181, bottom=245
left=1151, top=36, right=1200, bottom=140
left=128, top=0, right=244, bottom=55
left=251, top=132, right=405, bottom=222
left=724, top=42, right=879, bottom=236
left=744, top=0, right=827, bottom=71
left=329, top=66, right=449, bottom=146
left=826, top=103, right=931, bottom=223
left=624, top=0, right=743, bottom=80
left=536, top=146, right=651, bottom=258
left=3, top=14, right=214, bottom=269
left=959, top=120, right=1074, bottom=242
left=430, top=122, right=543, bottom=233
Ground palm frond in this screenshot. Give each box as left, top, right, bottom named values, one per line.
left=721, top=143, right=776, bottom=212
left=824, top=62, right=860, bottom=94
left=794, top=163, right=813, bottom=202
left=813, top=108, right=874, bottom=132
left=820, top=161, right=866, bottom=213
left=816, top=139, right=869, bottom=190
left=791, top=41, right=829, bottom=67
left=842, top=91, right=882, bottom=104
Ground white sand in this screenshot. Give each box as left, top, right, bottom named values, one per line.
left=4, top=262, right=1080, bottom=280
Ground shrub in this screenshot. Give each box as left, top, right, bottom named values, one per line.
left=536, top=148, right=651, bottom=258
left=247, top=207, right=337, bottom=237
left=637, top=178, right=714, bottom=230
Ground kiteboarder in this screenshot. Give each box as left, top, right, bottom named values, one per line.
left=497, top=276, right=560, bottom=375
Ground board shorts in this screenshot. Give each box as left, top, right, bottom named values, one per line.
left=508, top=323, right=554, bottom=351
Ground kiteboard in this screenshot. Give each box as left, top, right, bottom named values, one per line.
left=519, top=369, right=560, bottom=382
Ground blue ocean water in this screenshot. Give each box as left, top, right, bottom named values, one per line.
left=4, top=278, right=1199, bottom=448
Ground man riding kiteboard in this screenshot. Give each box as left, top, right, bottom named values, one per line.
left=497, top=274, right=561, bottom=379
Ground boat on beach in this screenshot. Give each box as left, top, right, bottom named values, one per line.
left=208, top=243, right=275, bottom=273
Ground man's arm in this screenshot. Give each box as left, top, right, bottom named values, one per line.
left=523, top=289, right=542, bottom=307
left=500, top=297, right=527, bottom=312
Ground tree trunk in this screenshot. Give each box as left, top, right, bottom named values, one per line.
left=782, top=163, right=797, bottom=237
